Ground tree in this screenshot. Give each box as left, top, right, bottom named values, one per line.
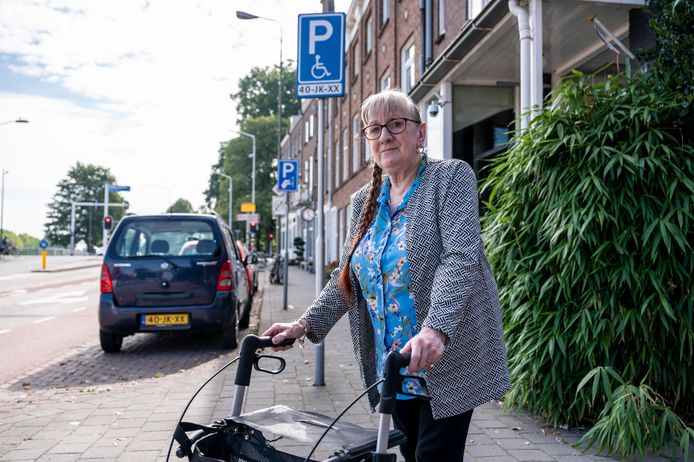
left=44, top=163, right=124, bottom=248
left=165, top=198, right=194, bottom=213
left=231, top=62, right=301, bottom=122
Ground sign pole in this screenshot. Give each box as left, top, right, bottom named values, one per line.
left=283, top=192, right=289, bottom=311
left=314, top=97, right=326, bottom=386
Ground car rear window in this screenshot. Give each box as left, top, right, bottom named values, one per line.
left=112, top=219, right=220, bottom=257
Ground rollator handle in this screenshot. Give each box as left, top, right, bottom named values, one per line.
left=235, top=335, right=295, bottom=387
left=378, top=350, right=410, bottom=415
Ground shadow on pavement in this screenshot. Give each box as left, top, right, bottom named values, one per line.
left=7, top=330, right=240, bottom=392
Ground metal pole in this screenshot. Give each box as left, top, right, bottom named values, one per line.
left=103, top=183, right=109, bottom=247
left=0, top=169, right=7, bottom=240
left=228, top=179, right=233, bottom=229
left=314, top=98, right=326, bottom=386
left=70, top=202, right=76, bottom=252
left=283, top=192, right=289, bottom=311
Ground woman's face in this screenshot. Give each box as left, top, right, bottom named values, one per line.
left=365, top=109, right=426, bottom=174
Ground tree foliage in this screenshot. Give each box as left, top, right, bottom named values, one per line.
left=231, top=62, right=301, bottom=122
left=165, top=198, right=194, bottom=213
left=44, top=163, right=124, bottom=247
left=481, top=69, right=694, bottom=458
left=0, top=230, right=39, bottom=249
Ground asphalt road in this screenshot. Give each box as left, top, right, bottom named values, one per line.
left=0, top=255, right=102, bottom=383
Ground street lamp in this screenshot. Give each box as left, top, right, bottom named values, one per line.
left=235, top=11, right=283, bottom=163
left=212, top=171, right=233, bottom=229
left=1, top=118, right=28, bottom=241
left=230, top=130, right=256, bottom=204
left=0, top=117, right=29, bottom=126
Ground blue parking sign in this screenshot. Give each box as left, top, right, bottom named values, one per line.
left=278, top=160, right=299, bottom=192
left=296, top=13, right=345, bottom=99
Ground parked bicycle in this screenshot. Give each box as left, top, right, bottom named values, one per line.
left=269, top=254, right=284, bottom=285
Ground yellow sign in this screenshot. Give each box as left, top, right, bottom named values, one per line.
left=240, top=202, right=256, bottom=213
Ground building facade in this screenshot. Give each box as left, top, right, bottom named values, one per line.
left=279, top=0, right=649, bottom=268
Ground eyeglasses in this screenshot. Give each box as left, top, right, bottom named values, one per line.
left=362, top=118, right=420, bottom=140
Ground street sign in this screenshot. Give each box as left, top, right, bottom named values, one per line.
left=235, top=213, right=260, bottom=222
left=277, top=160, right=299, bottom=192
left=240, top=202, right=256, bottom=213
left=272, top=195, right=286, bottom=217
left=39, top=239, right=48, bottom=249
left=296, top=12, right=346, bottom=99
left=109, top=185, right=131, bottom=192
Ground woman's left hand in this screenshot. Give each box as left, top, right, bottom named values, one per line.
left=400, top=327, right=447, bottom=374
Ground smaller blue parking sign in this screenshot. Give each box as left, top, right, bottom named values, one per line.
left=278, top=160, right=299, bottom=192
left=296, top=12, right=345, bottom=99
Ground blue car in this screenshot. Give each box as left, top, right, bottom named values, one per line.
left=98, top=214, right=251, bottom=352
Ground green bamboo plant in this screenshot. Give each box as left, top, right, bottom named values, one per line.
left=481, top=69, right=693, bottom=459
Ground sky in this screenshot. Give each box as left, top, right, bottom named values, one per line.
left=0, top=0, right=350, bottom=239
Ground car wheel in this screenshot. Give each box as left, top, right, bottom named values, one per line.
left=239, top=297, right=252, bottom=329
left=220, top=303, right=239, bottom=349
left=100, top=330, right=123, bottom=353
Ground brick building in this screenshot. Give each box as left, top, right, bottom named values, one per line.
left=280, top=0, right=649, bottom=267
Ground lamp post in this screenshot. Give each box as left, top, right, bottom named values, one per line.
left=0, top=169, right=7, bottom=241
left=230, top=130, right=256, bottom=204
left=1, top=118, right=28, bottom=241
left=213, top=171, right=233, bottom=229
left=235, top=11, right=283, bottom=163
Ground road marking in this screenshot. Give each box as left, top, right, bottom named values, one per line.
left=0, top=329, right=10, bottom=335
left=0, top=273, right=33, bottom=282
left=32, top=316, right=56, bottom=324
left=20, top=290, right=88, bottom=306
left=71, top=306, right=87, bottom=313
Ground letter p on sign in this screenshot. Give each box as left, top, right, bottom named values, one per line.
left=308, top=20, right=333, bottom=54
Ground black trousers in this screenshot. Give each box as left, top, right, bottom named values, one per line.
left=391, top=398, right=473, bottom=462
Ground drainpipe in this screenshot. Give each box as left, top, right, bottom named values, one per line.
left=529, top=0, right=543, bottom=114
left=508, top=0, right=531, bottom=131
left=420, top=0, right=426, bottom=78
left=425, top=0, right=433, bottom=67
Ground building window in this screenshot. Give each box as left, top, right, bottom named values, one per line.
left=352, top=114, right=361, bottom=172
left=351, top=42, right=360, bottom=80
left=380, top=69, right=391, bottom=91
left=401, top=41, right=416, bottom=93
left=365, top=15, right=374, bottom=56
left=342, top=129, right=349, bottom=182
left=364, top=139, right=372, bottom=162
left=382, top=0, right=390, bottom=25
left=304, top=121, right=309, bottom=143
left=469, top=0, right=491, bottom=19
left=334, top=139, right=341, bottom=189
left=309, top=155, right=314, bottom=199
left=309, top=114, right=314, bottom=138
left=438, top=0, right=446, bottom=37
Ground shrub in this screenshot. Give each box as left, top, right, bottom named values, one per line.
left=481, top=69, right=693, bottom=458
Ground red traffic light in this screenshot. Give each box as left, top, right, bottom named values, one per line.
left=268, top=233, right=274, bottom=240
left=103, top=215, right=113, bottom=231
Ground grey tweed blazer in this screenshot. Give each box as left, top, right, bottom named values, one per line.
left=301, top=158, right=510, bottom=419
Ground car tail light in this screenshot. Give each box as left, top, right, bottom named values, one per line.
left=100, top=263, right=113, bottom=294
left=217, top=260, right=234, bottom=291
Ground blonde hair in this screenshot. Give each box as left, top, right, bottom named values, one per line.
left=338, top=89, right=421, bottom=302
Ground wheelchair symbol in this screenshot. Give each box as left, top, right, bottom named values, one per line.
left=311, top=54, right=331, bottom=79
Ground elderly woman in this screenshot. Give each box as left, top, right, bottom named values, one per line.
left=263, top=89, right=509, bottom=461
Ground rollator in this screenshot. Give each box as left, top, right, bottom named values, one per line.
left=170, top=334, right=429, bottom=462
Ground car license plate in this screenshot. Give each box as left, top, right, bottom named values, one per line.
left=143, top=313, right=189, bottom=326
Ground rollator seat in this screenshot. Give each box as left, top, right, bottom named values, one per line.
left=233, top=405, right=406, bottom=459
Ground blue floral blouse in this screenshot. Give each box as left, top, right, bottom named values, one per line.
left=350, top=156, right=428, bottom=398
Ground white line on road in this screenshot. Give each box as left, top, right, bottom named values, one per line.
left=0, top=329, right=10, bottom=335
left=32, top=316, right=56, bottom=324
left=71, top=306, right=87, bottom=313
left=20, top=290, right=88, bottom=306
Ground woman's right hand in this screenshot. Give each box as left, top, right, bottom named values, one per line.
left=262, top=321, right=306, bottom=351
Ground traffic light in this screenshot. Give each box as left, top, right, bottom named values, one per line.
left=103, top=215, right=113, bottom=231
left=250, top=222, right=258, bottom=234
left=268, top=233, right=274, bottom=240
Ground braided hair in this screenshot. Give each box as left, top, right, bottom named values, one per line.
left=337, top=89, right=421, bottom=302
